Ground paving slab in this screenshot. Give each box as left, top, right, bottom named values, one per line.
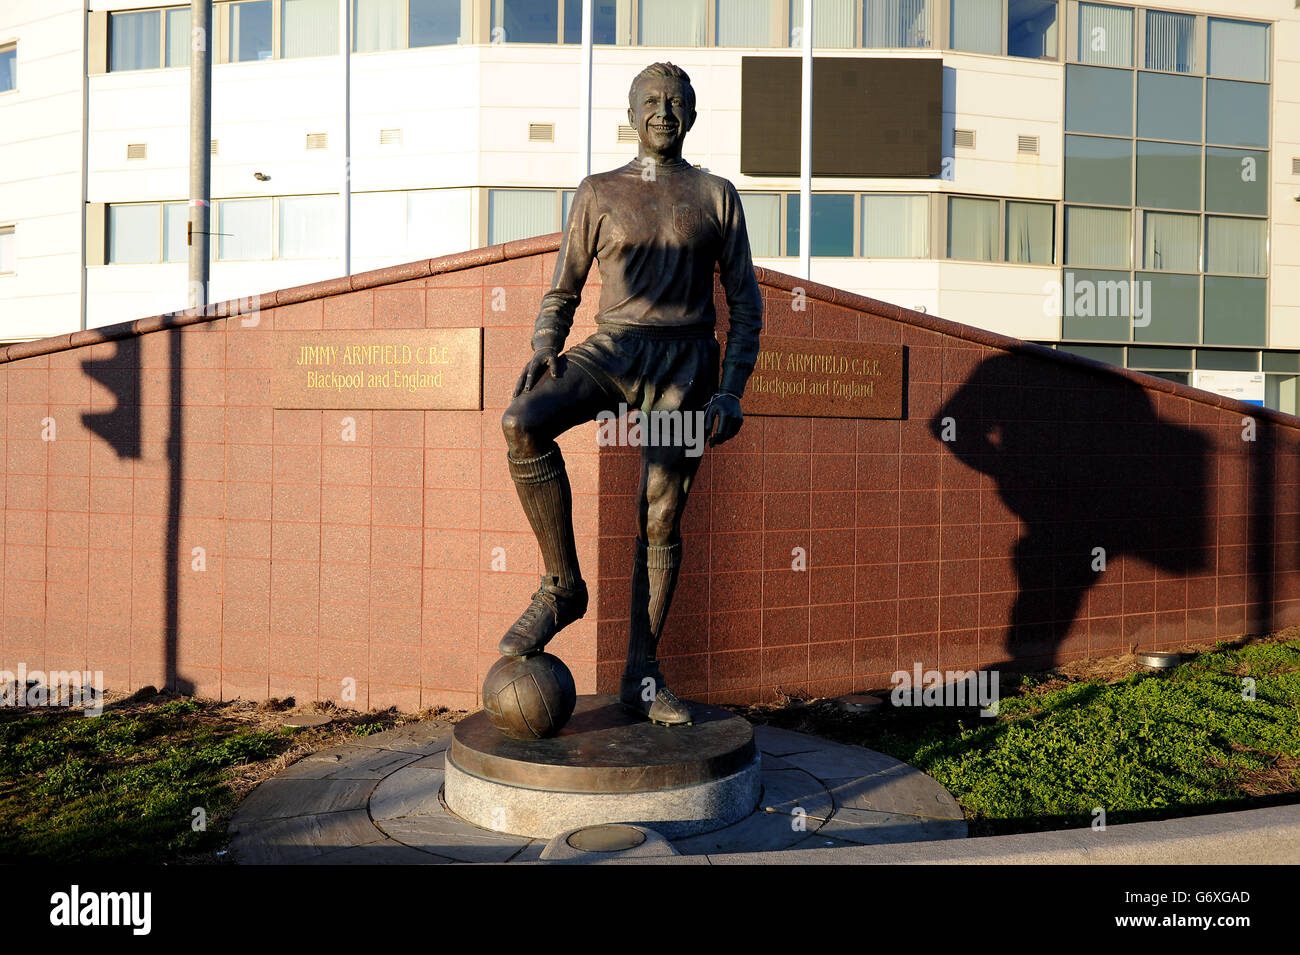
left=410, top=750, right=446, bottom=770
left=369, top=766, right=446, bottom=821
left=752, top=725, right=823, bottom=757
left=229, top=810, right=385, bottom=865
left=774, top=741, right=907, bottom=780
left=759, top=767, right=835, bottom=822
left=378, top=813, right=539, bottom=864
left=276, top=744, right=425, bottom=780
left=352, top=723, right=454, bottom=754
left=825, top=767, right=965, bottom=820
left=231, top=778, right=377, bottom=829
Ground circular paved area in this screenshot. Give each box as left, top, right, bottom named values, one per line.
left=229, top=719, right=966, bottom=864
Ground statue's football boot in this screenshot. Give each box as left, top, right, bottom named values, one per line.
left=621, top=538, right=692, bottom=725
left=498, top=576, right=588, bottom=657
left=620, top=669, right=692, bottom=726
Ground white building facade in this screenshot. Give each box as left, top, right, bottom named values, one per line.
left=1, top=0, right=1298, bottom=409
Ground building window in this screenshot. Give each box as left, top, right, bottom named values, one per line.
left=1005, top=201, right=1054, bottom=264
left=1205, top=216, right=1265, bottom=277
left=110, top=9, right=162, bottom=71
left=353, top=189, right=472, bottom=258
left=1064, top=206, right=1130, bottom=269
left=1207, top=18, right=1268, bottom=82
left=1136, top=71, right=1200, bottom=142
left=226, top=1, right=274, bottom=60
left=1075, top=2, right=1131, bottom=67
left=1065, top=65, right=1131, bottom=136
left=1206, top=79, right=1269, bottom=149
left=788, top=0, right=856, bottom=48
left=863, top=0, right=932, bottom=49
left=786, top=193, right=854, bottom=256
left=863, top=194, right=928, bottom=257
left=717, top=0, right=771, bottom=46
left=1135, top=140, right=1200, bottom=211
left=739, top=193, right=782, bottom=257
left=353, top=0, right=464, bottom=50
left=1064, top=17, right=1271, bottom=349
left=279, top=195, right=338, bottom=258
left=0, top=225, right=14, bottom=273
left=489, top=189, right=562, bottom=244
left=281, top=0, right=339, bottom=58
left=494, top=0, right=559, bottom=43
left=218, top=198, right=273, bottom=259
left=1007, top=0, right=1056, bottom=60
left=1064, top=134, right=1132, bottom=206
left=164, top=203, right=189, bottom=261
left=1144, top=9, right=1194, bottom=73
left=1141, top=211, right=1198, bottom=272
left=563, top=0, right=618, bottom=44
left=949, top=0, right=1000, bottom=54
left=1135, top=271, right=1199, bottom=343
left=109, top=204, right=161, bottom=263
left=1205, top=148, right=1267, bottom=216
left=946, top=196, right=998, bottom=260
left=641, top=0, right=707, bottom=46
left=107, top=7, right=193, bottom=71
left=491, top=0, right=621, bottom=44
left=413, top=0, right=464, bottom=45
left=0, top=43, right=15, bottom=92
left=107, top=203, right=191, bottom=263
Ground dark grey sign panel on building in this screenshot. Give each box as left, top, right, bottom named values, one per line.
left=740, top=56, right=943, bottom=178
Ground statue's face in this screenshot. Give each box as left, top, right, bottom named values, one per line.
left=628, top=75, right=696, bottom=155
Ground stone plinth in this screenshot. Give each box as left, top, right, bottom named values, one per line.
left=443, top=695, right=762, bottom=839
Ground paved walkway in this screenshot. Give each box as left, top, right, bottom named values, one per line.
left=229, top=720, right=965, bottom=863
left=231, top=718, right=1300, bottom=864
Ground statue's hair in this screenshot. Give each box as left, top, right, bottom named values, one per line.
left=628, top=62, right=696, bottom=110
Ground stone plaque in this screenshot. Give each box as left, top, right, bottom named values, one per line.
left=273, top=328, right=482, bottom=410
left=735, top=335, right=903, bottom=419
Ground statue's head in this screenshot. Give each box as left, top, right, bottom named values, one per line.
left=627, top=62, right=697, bottom=159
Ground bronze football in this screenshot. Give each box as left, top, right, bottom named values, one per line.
left=482, top=652, right=577, bottom=740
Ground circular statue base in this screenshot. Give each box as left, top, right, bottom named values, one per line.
left=444, top=694, right=761, bottom=839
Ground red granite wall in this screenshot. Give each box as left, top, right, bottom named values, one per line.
left=2, top=237, right=1297, bottom=711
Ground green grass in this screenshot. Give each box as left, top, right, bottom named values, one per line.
left=0, top=697, right=292, bottom=863
left=738, top=638, right=1300, bottom=836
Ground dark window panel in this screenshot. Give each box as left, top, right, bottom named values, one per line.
left=1065, top=65, right=1132, bottom=136
left=1062, top=268, right=1132, bottom=341
left=1133, top=271, right=1199, bottom=344
left=1203, top=276, right=1267, bottom=347
left=1206, top=79, right=1269, bottom=148
left=1136, top=71, right=1200, bottom=142
left=1135, top=140, right=1202, bottom=211
left=1065, top=135, right=1132, bottom=206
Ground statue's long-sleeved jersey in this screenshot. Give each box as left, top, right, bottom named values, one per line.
left=530, top=157, right=765, bottom=390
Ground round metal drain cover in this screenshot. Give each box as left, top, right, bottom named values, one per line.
left=1137, top=651, right=1183, bottom=670
left=836, top=694, right=884, bottom=714
left=565, top=825, right=647, bottom=853
left=282, top=714, right=333, bottom=728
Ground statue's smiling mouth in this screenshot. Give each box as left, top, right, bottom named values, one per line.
left=649, top=123, right=677, bottom=132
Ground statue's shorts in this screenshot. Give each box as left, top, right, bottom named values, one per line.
left=561, top=321, right=720, bottom=417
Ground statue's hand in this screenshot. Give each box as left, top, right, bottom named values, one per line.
left=514, top=347, right=561, bottom=397
left=704, top=392, right=743, bottom=448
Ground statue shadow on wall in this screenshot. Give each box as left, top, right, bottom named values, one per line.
left=930, top=352, right=1219, bottom=668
